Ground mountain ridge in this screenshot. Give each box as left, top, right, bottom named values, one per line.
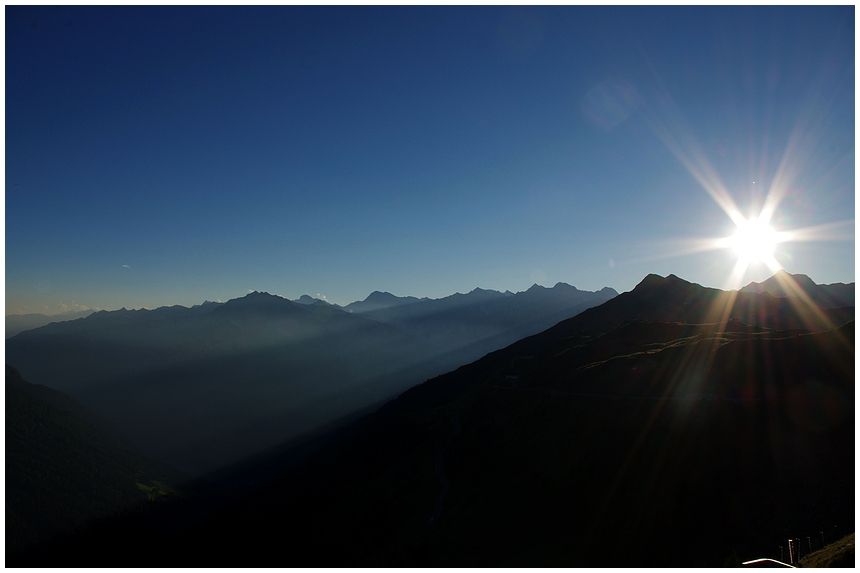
left=21, top=270, right=853, bottom=567
left=740, top=270, right=854, bottom=308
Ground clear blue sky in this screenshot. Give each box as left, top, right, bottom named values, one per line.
left=6, top=6, right=854, bottom=313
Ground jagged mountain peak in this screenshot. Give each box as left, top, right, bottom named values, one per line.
left=295, top=294, right=334, bottom=306
left=745, top=270, right=816, bottom=290
left=468, top=287, right=499, bottom=295
left=633, top=273, right=691, bottom=291
left=344, top=291, right=422, bottom=313
left=217, top=291, right=298, bottom=314
left=241, top=290, right=284, bottom=300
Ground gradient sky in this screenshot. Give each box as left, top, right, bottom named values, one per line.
left=6, top=6, right=854, bottom=314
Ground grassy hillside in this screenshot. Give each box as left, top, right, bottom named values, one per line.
left=801, top=534, right=854, bottom=568
left=6, top=366, right=175, bottom=555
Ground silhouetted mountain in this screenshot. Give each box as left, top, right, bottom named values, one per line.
left=6, top=366, right=174, bottom=555
left=344, top=291, right=425, bottom=313
left=6, top=309, right=94, bottom=338
left=552, top=273, right=852, bottom=336
left=22, top=273, right=851, bottom=567
left=216, top=290, right=307, bottom=316
left=294, top=294, right=339, bottom=307
left=741, top=270, right=854, bottom=308
left=7, top=283, right=615, bottom=475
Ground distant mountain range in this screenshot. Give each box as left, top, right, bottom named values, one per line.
left=7, top=282, right=617, bottom=475
left=356, top=282, right=620, bottom=360
left=11, top=270, right=854, bottom=566
left=5, top=309, right=94, bottom=338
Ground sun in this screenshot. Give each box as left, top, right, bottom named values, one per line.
left=727, top=216, right=780, bottom=263
left=712, top=212, right=791, bottom=285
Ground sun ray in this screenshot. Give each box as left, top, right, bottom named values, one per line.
left=723, top=256, right=752, bottom=290
left=762, top=255, right=783, bottom=273
left=760, top=126, right=806, bottom=224
left=768, top=270, right=840, bottom=334
left=639, top=66, right=746, bottom=226
left=617, top=237, right=729, bottom=265
left=780, top=219, right=855, bottom=243
left=646, top=116, right=745, bottom=226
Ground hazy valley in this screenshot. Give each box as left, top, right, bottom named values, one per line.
left=6, top=271, right=854, bottom=566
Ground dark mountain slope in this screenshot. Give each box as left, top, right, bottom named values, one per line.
left=6, top=366, right=174, bottom=555
left=26, top=274, right=853, bottom=567
left=195, top=307, right=852, bottom=566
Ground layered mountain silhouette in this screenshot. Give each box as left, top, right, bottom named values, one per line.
left=15, top=271, right=853, bottom=567
left=6, top=283, right=616, bottom=474
left=343, top=290, right=426, bottom=313
left=6, top=292, right=417, bottom=473
left=6, top=366, right=173, bottom=555
left=5, top=309, right=94, bottom=338
left=358, top=282, right=619, bottom=357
